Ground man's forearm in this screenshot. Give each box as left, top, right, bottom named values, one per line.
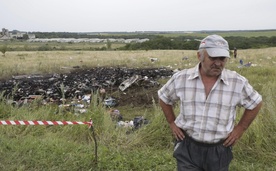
left=159, top=99, right=175, bottom=124
left=237, top=102, right=262, bottom=130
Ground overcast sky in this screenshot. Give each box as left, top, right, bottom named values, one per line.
left=1, top=0, right=276, bottom=32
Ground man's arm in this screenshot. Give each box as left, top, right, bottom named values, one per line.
left=159, top=99, right=185, bottom=140
left=223, top=101, right=263, bottom=147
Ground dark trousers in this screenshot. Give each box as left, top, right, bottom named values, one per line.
left=173, top=134, right=233, bottom=171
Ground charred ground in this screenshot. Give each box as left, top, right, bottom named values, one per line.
left=0, top=67, right=173, bottom=107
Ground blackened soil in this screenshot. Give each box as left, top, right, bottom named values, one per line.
left=0, top=67, right=173, bottom=107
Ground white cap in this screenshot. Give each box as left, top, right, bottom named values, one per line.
left=199, top=34, right=230, bottom=58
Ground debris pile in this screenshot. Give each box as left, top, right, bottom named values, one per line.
left=0, top=67, right=173, bottom=107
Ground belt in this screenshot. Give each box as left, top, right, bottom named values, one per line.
left=182, top=130, right=225, bottom=147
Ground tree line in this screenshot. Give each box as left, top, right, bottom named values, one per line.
left=31, top=32, right=156, bottom=39
left=30, top=32, right=276, bottom=50
left=118, top=36, right=276, bottom=50
left=1, top=32, right=276, bottom=53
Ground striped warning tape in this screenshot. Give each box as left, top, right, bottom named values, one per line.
left=0, top=120, right=93, bottom=127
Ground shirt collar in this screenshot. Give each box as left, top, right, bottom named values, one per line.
left=188, top=63, right=229, bottom=85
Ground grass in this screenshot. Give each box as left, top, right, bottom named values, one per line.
left=0, top=41, right=126, bottom=52
left=0, top=50, right=197, bottom=79
left=0, top=48, right=276, bottom=170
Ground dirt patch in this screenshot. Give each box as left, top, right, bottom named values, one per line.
left=110, top=85, right=161, bottom=107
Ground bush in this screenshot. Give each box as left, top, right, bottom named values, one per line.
left=0, top=44, right=8, bottom=56
left=38, top=44, right=52, bottom=51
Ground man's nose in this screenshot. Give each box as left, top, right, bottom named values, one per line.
left=214, top=60, right=222, bottom=65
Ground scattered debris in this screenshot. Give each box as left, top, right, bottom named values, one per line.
left=119, top=75, right=141, bottom=91
left=150, top=58, right=158, bottom=63
left=244, top=62, right=252, bottom=67
left=104, top=97, right=117, bottom=107
left=0, top=67, right=173, bottom=108
left=117, top=120, right=134, bottom=128
left=1, top=67, right=169, bottom=130
left=238, top=61, right=253, bottom=68
left=133, top=116, right=149, bottom=129
left=116, top=116, right=149, bottom=130
left=240, top=59, right=243, bottom=65
left=109, top=109, right=123, bottom=121
left=182, top=56, right=189, bottom=60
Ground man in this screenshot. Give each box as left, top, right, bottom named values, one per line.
left=234, top=47, right=237, bottom=58
left=158, top=35, right=262, bottom=171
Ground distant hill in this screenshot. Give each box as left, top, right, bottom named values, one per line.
left=3, top=28, right=276, bottom=39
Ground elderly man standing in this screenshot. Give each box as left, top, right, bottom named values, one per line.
left=158, top=35, right=262, bottom=171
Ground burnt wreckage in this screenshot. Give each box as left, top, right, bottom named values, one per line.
left=0, top=67, right=173, bottom=107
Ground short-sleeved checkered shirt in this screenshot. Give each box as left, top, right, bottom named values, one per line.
left=158, top=63, right=262, bottom=143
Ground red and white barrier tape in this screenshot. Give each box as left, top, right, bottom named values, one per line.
left=0, top=120, right=93, bottom=128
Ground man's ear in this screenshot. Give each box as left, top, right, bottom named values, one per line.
left=197, top=51, right=201, bottom=60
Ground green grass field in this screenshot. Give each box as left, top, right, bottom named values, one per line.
left=0, top=47, right=275, bottom=170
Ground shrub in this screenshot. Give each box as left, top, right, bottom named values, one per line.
left=0, top=44, right=8, bottom=56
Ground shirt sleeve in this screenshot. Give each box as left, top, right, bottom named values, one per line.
left=241, top=80, right=262, bottom=110
left=158, top=75, right=179, bottom=105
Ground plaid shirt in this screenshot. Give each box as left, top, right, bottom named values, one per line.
left=158, top=63, right=262, bottom=143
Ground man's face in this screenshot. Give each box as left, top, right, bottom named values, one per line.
left=198, top=50, right=228, bottom=77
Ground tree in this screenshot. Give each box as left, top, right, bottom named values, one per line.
left=106, top=39, right=112, bottom=50
left=22, top=34, right=29, bottom=40
left=0, top=44, right=8, bottom=56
